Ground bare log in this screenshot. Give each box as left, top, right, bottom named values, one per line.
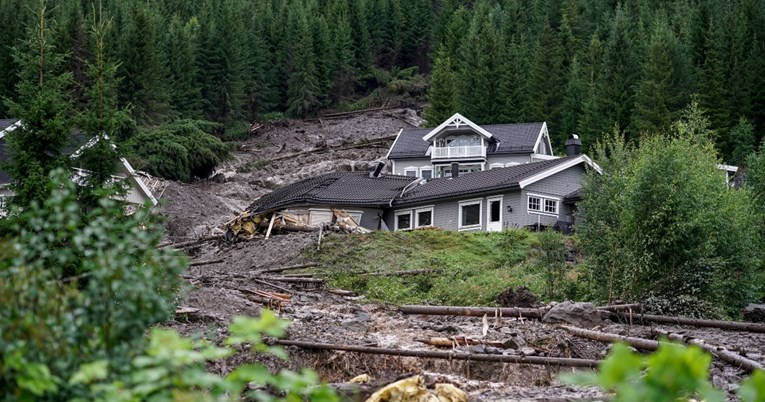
left=275, top=339, right=599, bottom=368
left=361, top=269, right=439, bottom=277
left=652, top=329, right=764, bottom=372
left=257, top=221, right=318, bottom=233
left=560, top=325, right=660, bottom=351
left=250, top=278, right=293, bottom=294
left=267, top=277, right=325, bottom=284
left=256, top=262, right=320, bottom=275
left=616, top=313, right=765, bottom=333
left=264, top=214, right=276, bottom=240
left=597, top=304, right=643, bottom=312
left=327, top=288, right=358, bottom=297
left=399, top=305, right=549, bottom=319
left=189, top=258, right=225, bottom=267
left=416, top=337, right=508, bottom=349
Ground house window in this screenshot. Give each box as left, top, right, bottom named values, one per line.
left=527, top=193, right=560, bottom=216
left=459, top=200, right=482, bottom=229
left=415, top=207, right=433, bottom=227
left=544, top=199, right=558, bottom=214
left=528, top=196, right=541, bottom=212
left=435, top=164, right=483, bottom=178
left=404, top=168, right=418, bottom=177
left=421, top=168, right=432, bottom=179
left=395, top=211, right=412, bottom=230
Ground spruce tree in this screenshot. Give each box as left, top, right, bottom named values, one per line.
left=3, top=0, right=73, bottom=208
left=729, top=117, right=756, bottom=166
left=423, top=50, right=456, bottom=126
left=286, top=13, right=321, bottom=117
left=165, top=15, right=202, bottom=119
left=562, top=56, right=586, bottom=139
left=528, top=20, right=565, bottom=140
left=0, top=0, right=28, bottom=117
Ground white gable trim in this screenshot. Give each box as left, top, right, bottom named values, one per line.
left=0, top=120, right=22, bottom=139
left=518, top=155, right=602, bottom=189
left=121, top=157, right=158, bottom=206
left=386, top=129, right=404, bottom=159
left=422, top=113, right=493, bottom=142
left=532, top=122, right=554, bottom=156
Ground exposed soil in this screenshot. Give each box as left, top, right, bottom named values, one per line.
left=159, top=109, right=764, bottom=401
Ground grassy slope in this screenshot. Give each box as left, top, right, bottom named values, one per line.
left=307, top=228, right=546, bottom=306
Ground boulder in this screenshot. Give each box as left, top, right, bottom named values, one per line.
left=542, top=301, right=603, bottom=329
left=743, top=304, right=765, bottom=323
left=496, top=286, right=540, bottom=308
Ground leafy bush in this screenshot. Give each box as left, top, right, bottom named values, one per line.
left=71, top=311, right=338, bottom=402
left=533, top=229, right=568, bottom=301
left=0, top=170, right=186, bottom=400
left=563, top=342, right=765, bottom=402
left=126, top=120, right=232, bottom=181
left=578, top=119, right=764, bottom=316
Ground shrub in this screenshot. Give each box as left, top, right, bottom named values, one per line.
left=0, top=170, right=186, bottom=400
left=126, top=120, right=231, bottom=181
left=533, top=229, right=568, bottom=301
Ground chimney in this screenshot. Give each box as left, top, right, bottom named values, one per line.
left=565, top=134, right=582, bottom=156
left=369, top=161, right=385, bottom=178
left=451, top=162, right=459, bottom=178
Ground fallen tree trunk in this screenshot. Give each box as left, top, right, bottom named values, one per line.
left=320, top=106, right=395, bottom=119
left=327, top=288, right=358, bottom=297
left=267, top=277, right=325, bottom=284
left=189, top=258, right=225, bottom=267
left=256, top=262, right=320, bottom=275
left=257, top=221, right=318, bottom=233
left=266, top=135, right=397, bottom=163
left=361, top=269, right=438, bottom=277
left=615, top=313, right=765, bottom=333
left=597, top=303, right=643, bottom=312
left=399, top=305, right=549, bottom=319
left=416, top=337, right=508, bottom=349
left=275, top=340, right=600, bottom=368
left=561, top=325, right=660, bottom=351
left=652, top=329, right=764, bottom=372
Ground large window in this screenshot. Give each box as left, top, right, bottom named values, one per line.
left=416, top=207, right=433, bottom=227
left=395, top=207, right=434, bottom=230
left=435, top=163, right=483, bottom=178
left=459, top=200, right=482, bottom=229
left=395, top=211, right=412, bottom=230
left=527, top=193, right=559, bottom=216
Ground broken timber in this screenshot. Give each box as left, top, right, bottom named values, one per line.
left=275, top=340, right=599, bottom=368
left=189, top=258, right=225, bottom=267
left=652, top=329, right=764, bottom=372
left=159, top=235, right=220, bottom=249
left=267, top=277, right=325, bottom=284
left=560, top=325, right=660, bottom=351
left=615, top=312, right=765, bottom=333
left=416, top=337, right=508, bottom=349
left=256, top=262, right=320, bottom=275
left=399, top=305, right=550, bottom=319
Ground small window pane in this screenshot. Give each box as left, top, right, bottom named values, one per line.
left=397, top=213, right=411, bottom=230
left=461, top=204, right=480, bottom=226
left=405, top=170, right=417, bottom=177
left=528, top=197, right=541, bottom=211
left=421, top=169, right=432, bottom=179
left=490, top=200, right=500, bottom=222
left=417, top=210, right=432, bottom=227
left=544, top=199, right=558, bottom=214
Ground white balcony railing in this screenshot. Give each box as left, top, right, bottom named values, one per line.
left=432, top=145, right=485, bottom=159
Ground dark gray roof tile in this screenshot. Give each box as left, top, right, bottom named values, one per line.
left=388, top=122, right=544, bottom=159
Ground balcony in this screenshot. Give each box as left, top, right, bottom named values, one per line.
left=432, top=145, right=485, bottom=159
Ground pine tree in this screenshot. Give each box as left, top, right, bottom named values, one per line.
left=562, top=56, right=586, bottom=139
left=166, top=15, right=202, bottom=119
left=0, top=0, right=28, bottom=117
left=631, top=16, right=690, bottom=135
left=423, top=50, right=456, bottom=125
left=286, top=12, right=321, bottom=117
left=698, top=17, right=732, bottom=140
left=3, top=0, right=73, bottom=208
left=76, top=4, right=126, bottom=206
left=500, top=34, right=533, bottom=123
left=528, top=19, right=565, bottom=140
left=329, top=8, right=356, bottom=101
left=729, top=117, right=756, bottom=166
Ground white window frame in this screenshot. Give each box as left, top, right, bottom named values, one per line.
left=526, top=193, right=560, bottom=218
left=414, top=206, right=434, bottom=228
left=420, top=167, right=433, bottom=179
left=505, top=162, right=520, bottom=167
left=458, top=198, right=483, bottom=230
left=395, top=210, right=413, bottom=231
left=403, top=167, right=418, bottom=177
left=489, top=163, right=504, bottom=170
left=486, top=196, right=503, bottom=224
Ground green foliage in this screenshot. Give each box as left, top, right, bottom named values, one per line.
left=2, top=0, right=73, bottom=209
left=126, top=120, right=231, bottom=181
left=534, top=229, right=568, bottom=301
left=423, top=49, right=456, bottom=125
left=730, top=117, right=757, bottom=166
left=312, top=229, right=553, bottom=305
left=71, top=311, right=338, bottom=402
left=579, top=113, right=764, bottom=316
left=563, top=343, right=725, bottom=402
left=0, top=169, right=186, bottom=400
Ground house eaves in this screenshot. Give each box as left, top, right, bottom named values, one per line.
left=422, top=113, right=494, bottom=142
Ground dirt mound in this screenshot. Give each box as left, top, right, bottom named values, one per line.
left=496, top=286, right=540, bottom=308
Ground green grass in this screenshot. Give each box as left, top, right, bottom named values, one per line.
left=306, top=228, right=549, bottom=306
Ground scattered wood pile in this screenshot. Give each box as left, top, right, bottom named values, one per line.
left=225, top=208, right=370, bottom=241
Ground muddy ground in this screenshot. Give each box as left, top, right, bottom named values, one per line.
left=159, top=109, right=764, bottom=401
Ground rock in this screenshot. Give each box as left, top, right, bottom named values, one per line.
left=340, top=319, right=368, bottom=333
left=542, top=301, right=603, bottom=329
left=434, top=325, right=460, bottom=333
left=496, top=286, right=540, bottom=308
left=211, top=173, right=227, bottom=183
left=743, top=304, right=765, bottom=323
left=502, top=334, right=527, bottom=349
left=519, top=347, right=537, bottom=356
left=468, top=344, right=486, bottom=354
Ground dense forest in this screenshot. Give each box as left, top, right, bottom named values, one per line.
left=0, top=0, right=764, bottom=162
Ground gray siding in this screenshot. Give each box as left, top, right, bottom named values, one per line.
left=391, top=158, right=432, bottom=176
left=517, top=165, right=585, bottom=227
